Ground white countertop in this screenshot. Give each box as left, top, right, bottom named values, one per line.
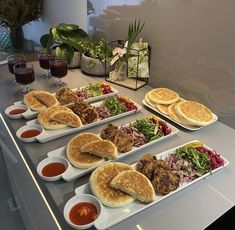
left=1, top=61, right=235, bottom=230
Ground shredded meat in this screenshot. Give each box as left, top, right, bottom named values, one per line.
left=100, top=124, right=119, bottom=142
left=113, top=130, right=134, bottom=153
left=70, top=101, right=99, bottom=124
left=56, top=87, right=80, bottom=105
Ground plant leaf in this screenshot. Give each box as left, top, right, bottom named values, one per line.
left=55, top=44, right=74, bottom=64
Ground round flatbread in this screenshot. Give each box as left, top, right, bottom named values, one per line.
left=148, top=88, right=179, bottom=105
left=156, top=104, right=169, bottom=115
left=33, top=91, right=58, bottom=107
left=38, top=106, right=72, bottom=129
left=144, top=93, right=156, bottom=107
left=175, top=101, right=214, bottom=126
left=168, top=103, right=189, bottom=125
left=24, top=91, right=47, bottom=111
left=66, top=133, right=104, bottom=169
left=89, top=162, right=135, bottom=208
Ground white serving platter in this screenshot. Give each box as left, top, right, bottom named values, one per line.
left=25, top=100, right=141, bottom=143
left=47, top=117, right=179, bottom=182
left=142, top=99, right=218, bottom=131
left=13, top=85, right=118, bottom=119
left=73, top=140, right=229, bottom=230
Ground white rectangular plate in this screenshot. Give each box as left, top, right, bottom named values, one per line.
left=13, top=85, right=118, bottom=119
left=74, top=140, right=229, bottom=230
left=47, top=116, right=179, bottom=182
left=26, top=100, right=141, bottom=143
left=142, top=99, right=218, bottom=131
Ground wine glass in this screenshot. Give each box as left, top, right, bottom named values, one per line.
left=38, top=51, right=55, bottom=78
left=49, top=59, right=68, bottom=87
left=14, top=64, right=35, bottom=94
left=7, top=54, right=26, bottom=84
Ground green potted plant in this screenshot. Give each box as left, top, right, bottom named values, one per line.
left=0, top=0, right=43, bottom=51
left=80, top=38, right=113, bottom=76
left=40, top=23, right=88, bottom=68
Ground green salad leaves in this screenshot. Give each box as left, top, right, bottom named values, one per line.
left=176, top=147, right=211, bottom=175
left=131, top=118, right=163, bottom=142
left=103, top=96, right=126, bottom=115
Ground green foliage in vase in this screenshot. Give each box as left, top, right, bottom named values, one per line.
left=126, top=19, right=145, bottom=48
left=40, top=23, right=88, bottom=64
left=83, top=38, right=113, bottom=63
left=0, top=0, right=43, bottom=28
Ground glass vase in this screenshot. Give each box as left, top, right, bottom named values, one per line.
left=10, top=26, right=24, bottom=52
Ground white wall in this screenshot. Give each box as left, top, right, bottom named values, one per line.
left=88, top=0, right=235, bottom=128
left=23, top=0, right=87, bottom=44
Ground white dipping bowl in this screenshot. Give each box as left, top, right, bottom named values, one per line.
left=64, top=194, right=103, bottom=229
left=16, top=124, right=44, bottom=142
left=5, top=104, right=29, bottom=119
left=37, top=156, right=69, bottom=182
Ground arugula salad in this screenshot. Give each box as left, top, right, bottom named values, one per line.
left=76, top=82, right=113, bottom=100
left=166, top=142, right=224, bottom=183
left=120, top=116, right=172, bottom=147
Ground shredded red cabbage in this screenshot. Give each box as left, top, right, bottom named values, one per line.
left=117, top=96, right=137, bottom=112
left=101, top=83, right=113, bottom=94
left=196, top=147, right=224, bottom=170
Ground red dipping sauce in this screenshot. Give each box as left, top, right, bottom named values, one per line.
left=69, top=202, right=98, bottom=226
left=42, top=162, right=66, bottom=177
left=9, top=108, right=26, bottom=115
left=20, top=129, right=41, bottom=138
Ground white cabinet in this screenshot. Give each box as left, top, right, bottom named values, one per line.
left=0, top=114, right=62, bottom=230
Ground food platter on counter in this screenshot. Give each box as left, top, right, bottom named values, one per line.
left=44, top=115, right=178, bottom=182
left=71, top=140, right=228, bottom=230
left=19, top=98, right=141, bottom=143
left=143, top=88, right=218, bottom=131
left=5, top=82, right=118, bottom=120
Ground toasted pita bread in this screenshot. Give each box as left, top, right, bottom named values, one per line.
left=49, top=110, right=82, bottom=128
left=66, top=133, right=104, bottom=169
left=33, top=91, right=58, bottom=107
left=89, top=162, right=134, bottom=207
left=156, top=104, right=169, bottom=115
left=24, top=91, right=47, bottom=111
left=80, top=140, right=118, bottom=160
left=175, top=101, right=214, bottom=126
left=110, top=170, right=155, bottom=203
left=168, top=103, right=189, bottom=125
left=38, top=106, right=72, bottom=129
left=148, top=88, right=179, bottom=105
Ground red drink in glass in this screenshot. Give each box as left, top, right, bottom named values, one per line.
left=50, top=60, right=68, bottom=78
left=15, top=68, right=35, bottom=85
left=8, top=59, right=26, bottom=74
left=39, top=54, right=55, bottom=69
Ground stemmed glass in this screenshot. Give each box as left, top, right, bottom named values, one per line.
left=7, top=54, right=26, bottom=84
left=38, top=51, right=55, bottom=78
left=14, top=64, right=35, bottom=94
left=49, top=59, right=68, bottom=87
